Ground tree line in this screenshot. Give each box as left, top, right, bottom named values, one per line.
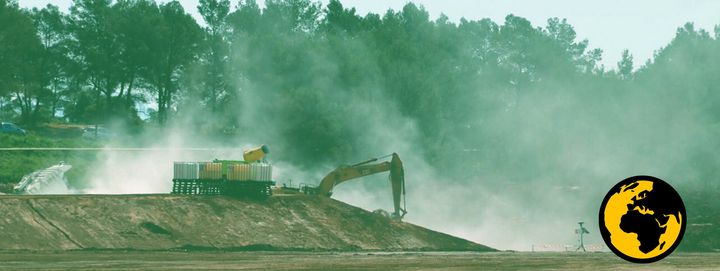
left=0, top=0, right=610, bottom=128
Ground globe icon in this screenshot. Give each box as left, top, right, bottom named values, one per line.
left=599, top=175, right=686, bottom=263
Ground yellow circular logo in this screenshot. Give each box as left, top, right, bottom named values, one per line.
left=598, top=175, right=686, bottom=263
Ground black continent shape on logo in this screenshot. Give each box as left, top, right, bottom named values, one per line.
left=617, top=180, right=683, bottom=253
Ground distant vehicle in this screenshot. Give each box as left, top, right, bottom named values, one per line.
left=82, top=127, right=114, bottom=140
left=0, top=122, right=27, bottom=135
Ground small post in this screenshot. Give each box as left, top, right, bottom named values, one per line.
left=576, top=222, right=589, bottom=252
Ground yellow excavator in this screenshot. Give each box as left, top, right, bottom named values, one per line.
left=301, top=153, right=407, bottom=220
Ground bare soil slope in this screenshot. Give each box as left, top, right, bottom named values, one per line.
left=0, top=194, right=493, bottom=251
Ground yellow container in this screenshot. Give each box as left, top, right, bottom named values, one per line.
left=227, top=163, right=273, bottom=181
left=199, top=162, right=222, bottom=180
left=227, top=164, right=251, bottom=181
left=243, top=145, right=269, bottom=163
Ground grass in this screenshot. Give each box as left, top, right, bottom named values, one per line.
left=677, top=187, right=720, bottom=252
left=0, top=133, right=100, bottom=192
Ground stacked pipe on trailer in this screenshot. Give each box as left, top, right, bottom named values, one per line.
left=227, top=163, right=272, bottom=181
left=172, top=161, right=274, bottom=197
left=199, top=163, right=222, bottom=180
left=173, top=162, right=199, bottom=180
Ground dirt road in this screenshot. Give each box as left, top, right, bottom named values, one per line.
left=0, top=251, right=718, bottom=270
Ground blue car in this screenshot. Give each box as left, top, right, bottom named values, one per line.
left=82, top=127, right=114, bottom=140
left=0, top=122, right=27, bottom=135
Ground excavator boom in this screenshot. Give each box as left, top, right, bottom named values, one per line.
left=315, top=153, right=406, bottom=219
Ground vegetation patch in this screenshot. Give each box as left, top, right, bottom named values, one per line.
left=140, top=222, right=172, bottom=236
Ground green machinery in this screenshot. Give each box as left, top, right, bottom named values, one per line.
left=171, top=145, right=274, bottom=198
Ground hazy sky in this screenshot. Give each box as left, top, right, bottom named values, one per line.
left=18, top=0, right=720, bottom=69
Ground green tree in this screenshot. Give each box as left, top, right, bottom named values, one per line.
left=31, top=4, right=72, bottom=120
left=197, top=0, right=231, bottom=113
left=0, top=0, right=45, bottom=124
left=68, top=0, right=122, bottom=123
left=322, top=0, right=360, bottom=34
left=227, top=0, right=261, bottom=35
left=617, top=49, right=633, bottom=80
left=149, top=1, right=202, bottom=124
left=113, top=0, right=160, bottom=106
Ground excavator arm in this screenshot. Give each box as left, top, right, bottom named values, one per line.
left=315, top=153, right=406, bottom=219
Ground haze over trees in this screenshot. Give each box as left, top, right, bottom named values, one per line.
left=1, top=0, right=720, bottom=189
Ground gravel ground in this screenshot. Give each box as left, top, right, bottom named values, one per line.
left=0, top=251, right=718, bottom=270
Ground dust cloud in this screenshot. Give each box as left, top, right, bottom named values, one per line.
left=59, top=7, right=719, bottom=252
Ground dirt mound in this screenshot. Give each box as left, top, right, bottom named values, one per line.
left=0, top=194, right=493, bottom=251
